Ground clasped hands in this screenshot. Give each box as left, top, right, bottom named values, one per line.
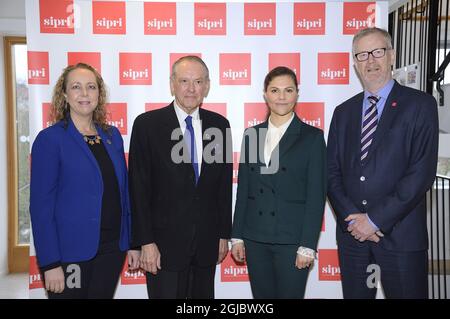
left=345, top=213, right=384, bottom=243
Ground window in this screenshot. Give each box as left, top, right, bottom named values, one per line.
left=4, top=36, right=29, bottom=272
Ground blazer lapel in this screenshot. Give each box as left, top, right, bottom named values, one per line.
left=97, top=125, right=124, bottom=187
left=277, top=116, right=302, bottom=160
left=348, top=93, right=364, bottom=167
left=364, top=82, right=401, bottom=163
left=165, top=103, right=197, bottom=185
left=67, top=118, right=102, bottom=179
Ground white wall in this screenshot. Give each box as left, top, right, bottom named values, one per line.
left=0, top=0, right=25, bottom=275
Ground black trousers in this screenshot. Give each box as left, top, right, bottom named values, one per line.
left=146, top=262, right=216, bottom=299
left=338, top=231, right=428, bottom=299
left=47, top=243, right=126, bottom=299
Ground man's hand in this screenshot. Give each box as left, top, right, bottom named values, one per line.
left=140, top=243, right=161, bottom=274
left=127, top=250, right=141, bottom=271
left=345, top=213, right=376, bottom=242
left=44, top=266, right=65, bottom=293
left=231, top=242, right=246, bottom=263
left=217, top=239, right=229, bottom=264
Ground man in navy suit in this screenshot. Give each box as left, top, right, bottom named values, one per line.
left=327, top=27, right=438, bottom=298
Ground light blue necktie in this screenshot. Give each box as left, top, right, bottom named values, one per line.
left=184, top=115, right=199, bottom=184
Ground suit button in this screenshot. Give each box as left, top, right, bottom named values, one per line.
left=270, top=211, right=275, bottom=216
left=259, top=211, right=263, bottom=216
left=281, top=167, right=286, bottom=172
left=360, top=176, right=366, bottom=181
left=260, top=189, right=264, bottom=194
left=362, top=200, right=367, bottom=205
left=250, top=167, right=255, bottom=172
left=272, top=189, right=275, bottom=194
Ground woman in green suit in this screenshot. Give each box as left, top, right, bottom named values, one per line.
left=231, top=66, right=326, bottom=299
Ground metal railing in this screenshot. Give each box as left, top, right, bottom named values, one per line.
left=427, top=174, right=450, bottom=299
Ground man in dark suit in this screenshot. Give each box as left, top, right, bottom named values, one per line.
left=327, top=27, right=439, bottom=298
left=128, top=56, right=232, bottom=299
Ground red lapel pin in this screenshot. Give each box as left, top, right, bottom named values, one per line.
left=391, top=101, right=397, bottom=107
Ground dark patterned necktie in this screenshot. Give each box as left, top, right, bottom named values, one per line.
left=361, top=95, right=379, bottom=161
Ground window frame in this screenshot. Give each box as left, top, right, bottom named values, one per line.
left=4, top=36, right=29, bottom=273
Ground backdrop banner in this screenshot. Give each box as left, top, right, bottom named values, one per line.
left=27, top=0, right=388, bottom=299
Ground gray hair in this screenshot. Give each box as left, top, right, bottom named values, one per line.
left=171, top=55, right=210, bottom=80
left=352, top=27, right=393, bottom=55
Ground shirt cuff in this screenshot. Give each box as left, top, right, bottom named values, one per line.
left=366, top=214, right=379, bottom=231
left=297, top=246, right=316, bottom=259
left=231, top=238, right=244, bottom=246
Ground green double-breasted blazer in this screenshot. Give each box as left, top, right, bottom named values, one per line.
left=232, top=115, right=326, bottom=249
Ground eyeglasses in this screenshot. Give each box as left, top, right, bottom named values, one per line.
left=354, top=48, right=389, bottom=62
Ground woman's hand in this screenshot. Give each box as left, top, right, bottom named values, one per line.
left=44, top=266, right=65, bottom=293
left=295, top=254, right=314, bottom=269
left=231, top=242, right=246, bottom=263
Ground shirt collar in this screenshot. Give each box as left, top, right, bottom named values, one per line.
left=173, top=100, right=200, bottom=122
left=364, top=79, right=395, bottom=102
left=268, top=112, right=294, bottom=133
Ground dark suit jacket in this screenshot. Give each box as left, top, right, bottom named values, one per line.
left=128, top=103, right=232, bottom=271
left=327, top=81, right=439, bottom=251
left=232, top=116, right=326, bottom=249
left=30, top=119, right=131, bottom=268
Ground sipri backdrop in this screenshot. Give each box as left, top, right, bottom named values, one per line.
left=26, top=0, right=388, bottom=298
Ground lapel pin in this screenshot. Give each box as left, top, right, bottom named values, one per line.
left=391, top=102, right=397, bottom=107
left=107, top=139, right=112, bottom=144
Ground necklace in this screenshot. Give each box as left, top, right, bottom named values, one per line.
left=83, top=134, right=101, bottom=145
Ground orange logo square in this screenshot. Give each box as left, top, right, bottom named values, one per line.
left=244, top=103, right=267, bottom=128
left=120, top=256, right=146, bottom=285
left=119, top=53, right=152, bottom=85
left=106, top=103, right=127, bottom=135
left=42, top=103, right=52, bottom=129
left=296, top=102, right=324, bottom=130
left=92, top=1, right=126, bottom=35
left=169, top=53, right=202, bottom=76
left=220, top=53, right=251, bottom=85
left=318, top=249, right=341, bottom=281
left=317, top=52, right=349, bottom=85
left=343, top=2, right=376, bottom=35
left=294, top=2, right=326, bottom=35
left=39, top=0, right=75, bottom=34
left=145, top=103, right=167, bottom=112
left=28, top=51, right=49, bottom=85
left=201, top=103, right=227, bottom=118
left=221, top=252, right=249, bottom=282
left=67, top=52, right=102, bottom=74
left=268, top=53, right=301, bottom=84
left=194, top=3, right=227, bottom=35
left=144, top=2, right=176, bottom=35
left=29, top=256, right=44, bottom=289
left=244, top=3, right=276, bottom=35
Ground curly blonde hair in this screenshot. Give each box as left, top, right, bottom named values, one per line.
left=50, top=63, right=109, bottom=130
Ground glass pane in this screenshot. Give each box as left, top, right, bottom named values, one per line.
left=13, top=44, right=30, bottom=245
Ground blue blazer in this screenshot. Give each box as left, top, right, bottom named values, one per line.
left=30, top=118, right=131, bottom=268
left=327, top=81, right=439, bottom=251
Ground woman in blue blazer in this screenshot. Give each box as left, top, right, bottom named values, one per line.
left=231, top=67, right=326, bottom=298
left=30, top=63, right=139, bottom=298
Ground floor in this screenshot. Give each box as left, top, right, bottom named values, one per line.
left=0, top=273, right=28, bottom=299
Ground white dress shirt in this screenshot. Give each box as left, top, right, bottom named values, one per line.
left=264, top=113, right=294, bottom=166
left=173, top=101, right=203, bottom=174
